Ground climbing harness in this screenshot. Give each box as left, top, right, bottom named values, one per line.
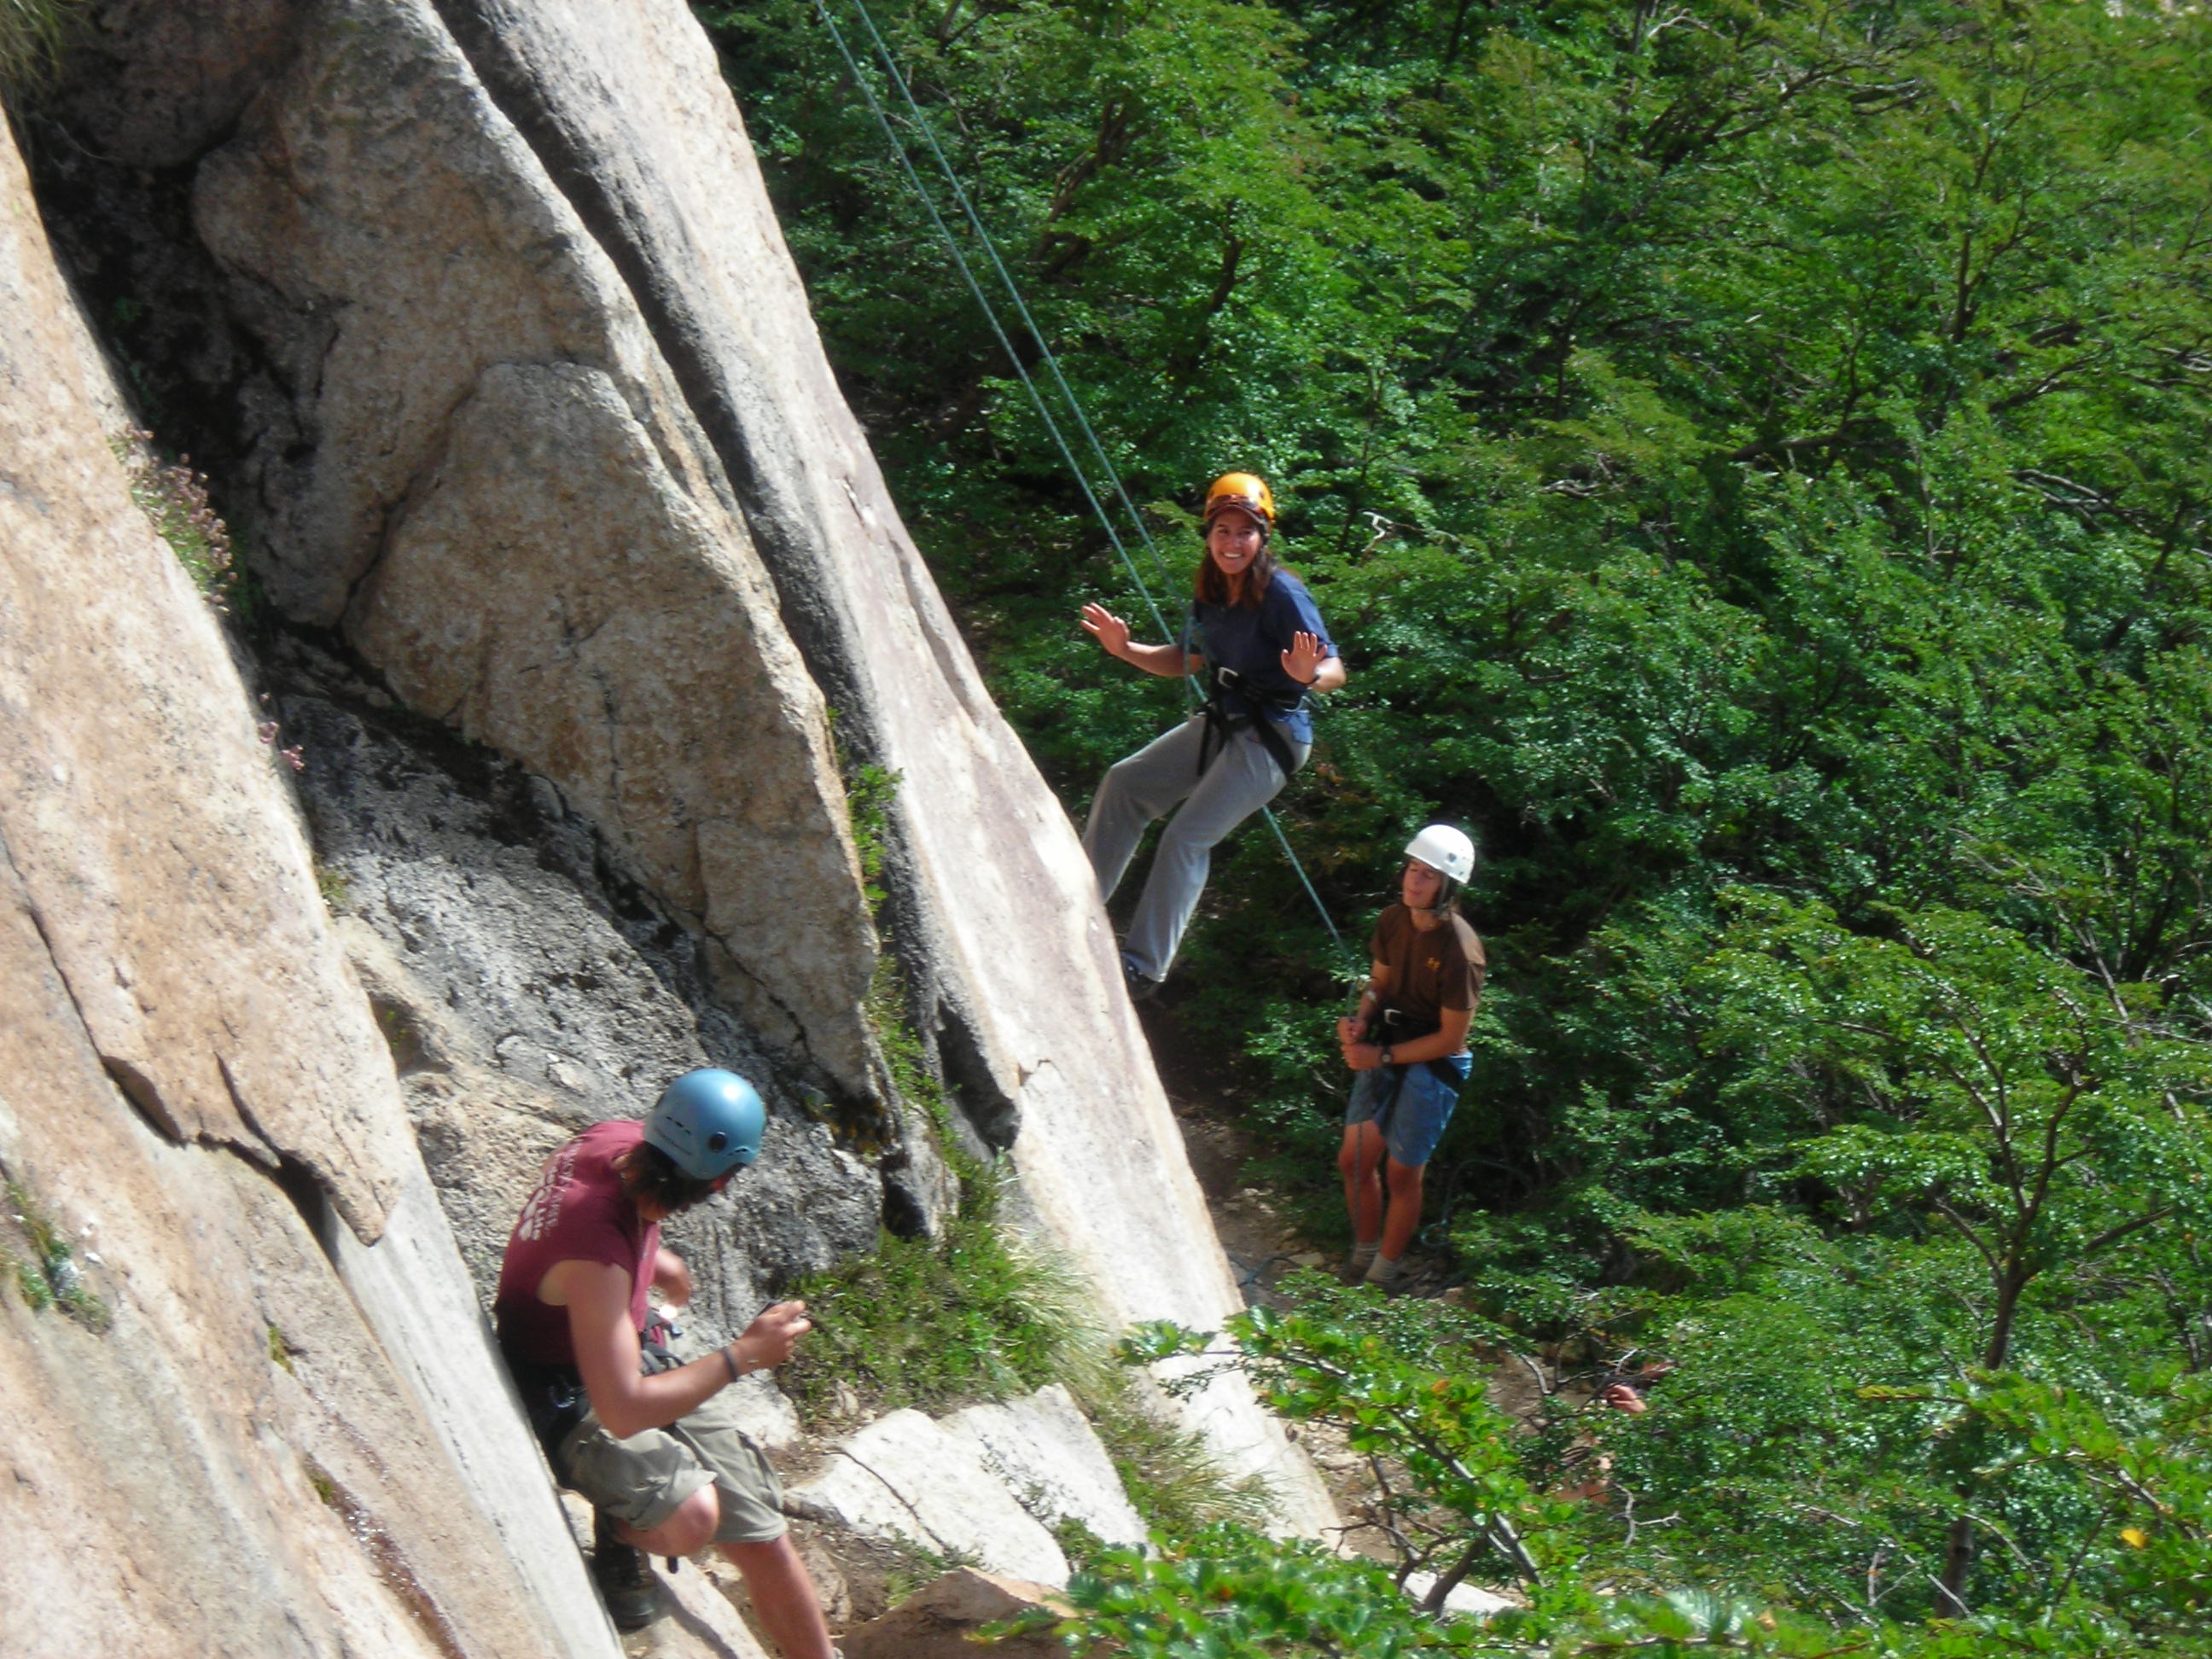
left=810, top=0, right=1353, bottom=965
left=506, top=1322, right=686, bottom=1462
left=1357, top=1001, right=1465, bottom=1141
left=1196, top=663, right=1304, bottom=783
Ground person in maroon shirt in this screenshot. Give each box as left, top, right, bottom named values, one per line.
left=496, top=1068, right=832, bottom=1650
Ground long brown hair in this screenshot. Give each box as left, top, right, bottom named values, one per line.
left=1194, top=533, right=1279, bottom=610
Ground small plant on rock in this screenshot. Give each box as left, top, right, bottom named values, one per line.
left=3, top=1174, right=110, bottom=1332
left=112, top=430, right=241, bottom=612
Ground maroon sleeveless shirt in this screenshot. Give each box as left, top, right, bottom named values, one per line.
left=493, top=1120, right=659, bottom=1366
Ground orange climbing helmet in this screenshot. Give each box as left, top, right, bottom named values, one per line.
left=1203, top=472, right=1277, bottom=533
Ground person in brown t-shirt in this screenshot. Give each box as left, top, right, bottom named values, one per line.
left=1335, top=825, right=1486, bottom=1287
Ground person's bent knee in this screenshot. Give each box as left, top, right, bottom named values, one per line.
left=1099, top=754, right=1151, bottom=798
left=628, top=1483, right=719, bottom=1557
left=1384, top=1158, right=1426, bottom=1194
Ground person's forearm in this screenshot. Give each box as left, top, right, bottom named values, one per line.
left=1307, top=655, right=1346, bottom=694
left=1110, top=638, right=1190, bottom=678
left=1369, top=1008, right=1472, bottom=1067
left=596, top=1336, right=767, bottom=1440
left=1371, top=1031, right=1458, bottom=1066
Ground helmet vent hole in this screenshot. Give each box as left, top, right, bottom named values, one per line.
left=707, top=1132, right=728, bottom=1151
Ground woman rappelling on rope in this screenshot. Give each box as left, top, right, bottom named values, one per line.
left=1079, top=473, right=1345, bottom=1000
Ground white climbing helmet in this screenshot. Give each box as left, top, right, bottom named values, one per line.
left=1404, top=824, right=1476, bottom=885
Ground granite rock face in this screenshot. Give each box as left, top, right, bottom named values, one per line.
left=0, top=115, right=618, bottom=1659
left=28, top=0, right=1333, bottom=1545
left=278, top=678, right=886, bottom=1331
left=0, top=79, right=405, bottom=1245
left=410, top=0, right=1336, bottom=1530
left=189, top=0, right=879, bottom=1097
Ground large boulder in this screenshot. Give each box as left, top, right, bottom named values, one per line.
left=790, top=1407, right=1071, bottom=1587
left=0, top=115, right=616, bottom=1659
left=188, top=0, right=880, bottom=1100
left=944, top=1384, right=1150, bottom=1551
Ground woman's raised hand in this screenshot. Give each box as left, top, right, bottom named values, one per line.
left=1282, top=630, right=1327, bottom=686
left=1080, top=602, right=1132, bottom=661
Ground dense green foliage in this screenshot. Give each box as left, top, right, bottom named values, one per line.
left=697, top=0, right=2212, bottom=1644
left=1039, top=1283, right=2212, bottom=1654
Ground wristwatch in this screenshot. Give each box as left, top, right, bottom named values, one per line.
left=1380, top=1045, right=1394, bottom=1067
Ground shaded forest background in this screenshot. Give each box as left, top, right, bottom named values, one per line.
left=702, top=0, right=2212, bottom=1648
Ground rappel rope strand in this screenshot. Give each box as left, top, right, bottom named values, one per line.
left=835, top=0, right=1187, bottom=609
left=815, top=0, right=1352, bottom=962
left=809, top=0, right=1174, bottom=643
left=1261, top=807, right=1349, bottom=963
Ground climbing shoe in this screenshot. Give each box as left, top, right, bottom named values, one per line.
left=1121, top=958, right=1161, bottom=1003
left=591, top=1509, right=660, bottom=1633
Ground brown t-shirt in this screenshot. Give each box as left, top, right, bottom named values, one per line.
left=1370, top=904, right=1486, bottom=1035
left=493, top=1119, right=658, bottom=1367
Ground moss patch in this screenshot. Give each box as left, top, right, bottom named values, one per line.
left=3, top=1173, right=111, bottom=1333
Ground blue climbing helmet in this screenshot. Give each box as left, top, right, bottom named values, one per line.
left=643, top=1068, right=765, bottom=1183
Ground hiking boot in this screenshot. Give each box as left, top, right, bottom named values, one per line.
left=591, top=1509, right=660, bottom=1633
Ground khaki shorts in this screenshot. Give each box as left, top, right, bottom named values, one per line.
left=557, top=1386, right=785, bottom=1545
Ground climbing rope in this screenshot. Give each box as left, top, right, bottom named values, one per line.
left=812, top=0, right=1352, bottom=962
left=835, top=0, right=1189, bottom=609
left=807, top=0, right=1173, bottom=641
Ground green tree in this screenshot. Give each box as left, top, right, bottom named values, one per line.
left=700, top=1, right=2212, bottom=1639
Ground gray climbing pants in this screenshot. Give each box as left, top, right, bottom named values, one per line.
left=1083, top=713, right=1307, bottom=981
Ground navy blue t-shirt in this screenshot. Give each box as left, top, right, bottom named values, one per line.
left=1183, top=568, right=1335, bottom=743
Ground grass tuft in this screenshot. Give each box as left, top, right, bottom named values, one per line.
left=314, top=864, right=351, bottom=912
left=781, top=1163, right=1102, bottom=1422
left=0, top=0, right=79, bottom=99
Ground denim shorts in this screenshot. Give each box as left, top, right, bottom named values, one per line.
left=1344, top=1053, right=1472, bottom=1169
